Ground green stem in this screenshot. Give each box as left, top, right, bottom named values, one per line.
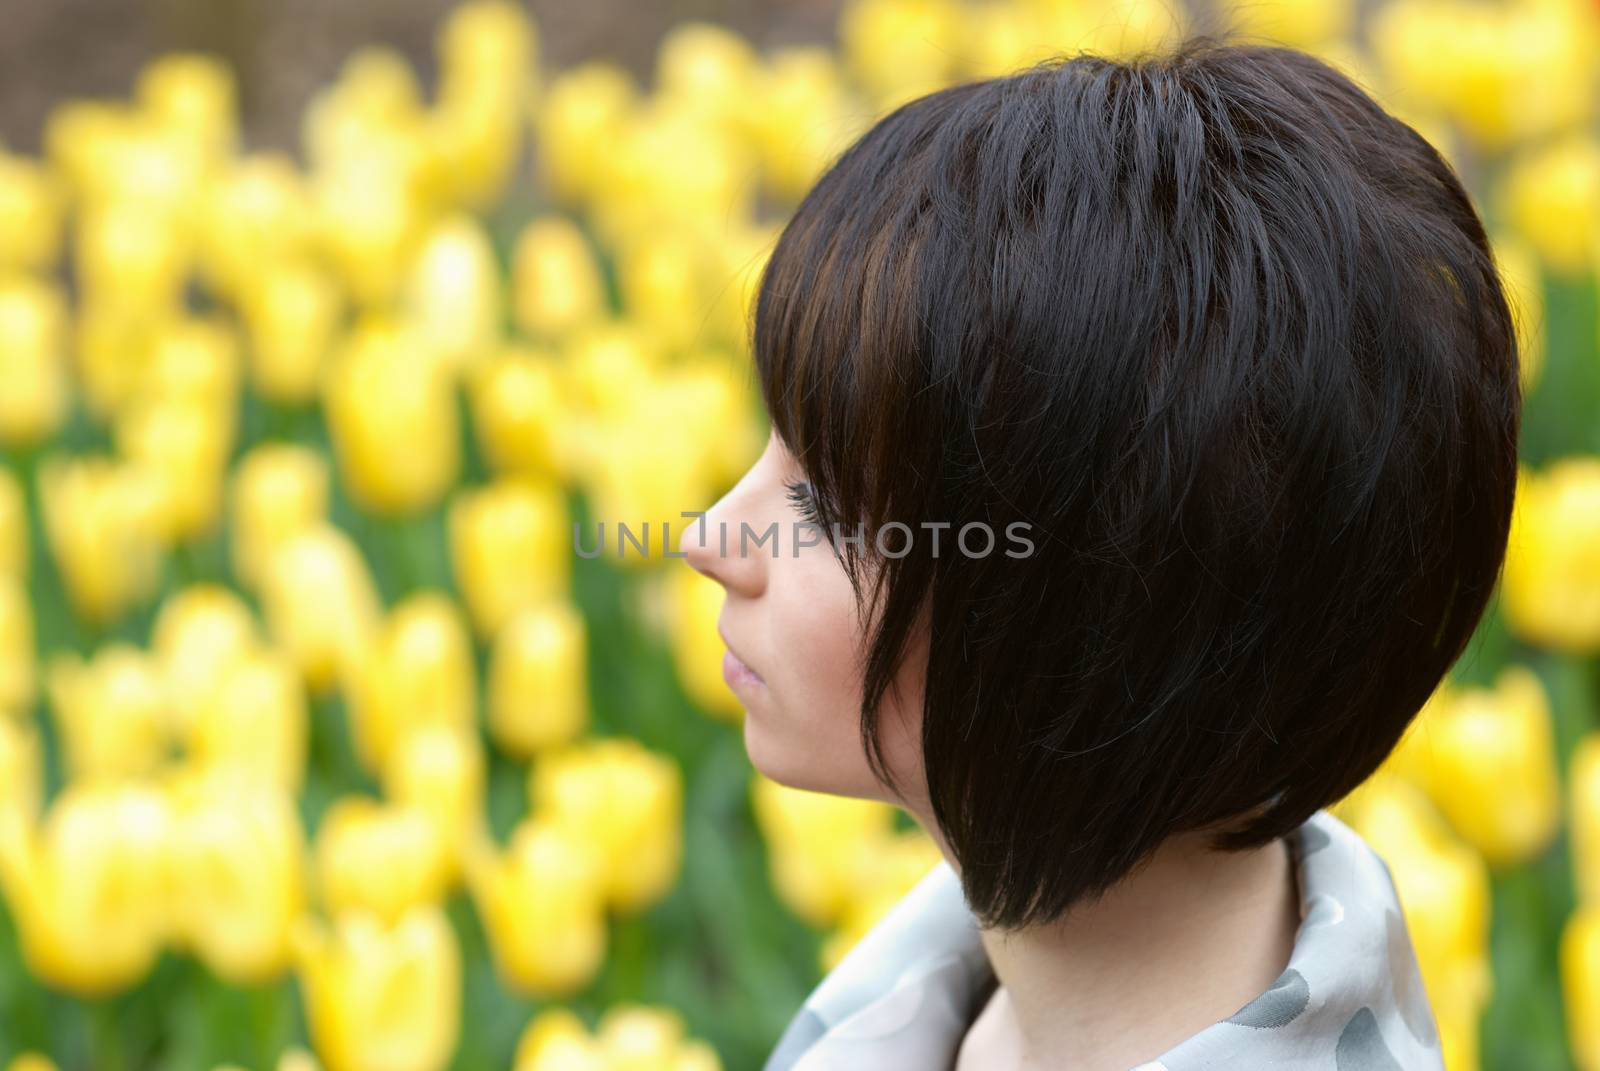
left=90, top=998, right=125, bottom=1071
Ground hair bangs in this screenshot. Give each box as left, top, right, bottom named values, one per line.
left=750, top=85, right=985, bottom=594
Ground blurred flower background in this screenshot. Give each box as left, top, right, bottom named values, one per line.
left=0, top=0, right=1593, bottom=1068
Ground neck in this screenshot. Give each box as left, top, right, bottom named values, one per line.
left=919, top=818, right=1302, bottom=1071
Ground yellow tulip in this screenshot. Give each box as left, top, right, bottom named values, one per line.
left=1381, top=681, right=1456, bottom=792
left=955, top=2, right=1059, bottom=81
left=1483, top=230, right=1545, bottom=395
left=655, top=20, right=762, bottom=138
left=0, top=151, right=65, bottom=270
left=1333, top=763, right=1440, bottom=840
left=74, top=198, right=190, bottom=312
left=314, top=797, right=455, bottom=923
left=1433, top=986, right=1482, bottom=1071
left=0, top=273, right=69, bottom=446
left=448, top=477, right=571, bottom=638
left=589, top=101, right=757, bottom=250
left=344, top=591, right=477, bottom=773
left=705, top=219, right=779, bottom=356
left=750, top=47, right=866, bottom=204
left=583, top=416, right=717, bottom=572
left=6, top=1055, right=58, bottom=1071
left=1338, top=776, right=1493, bottom=1021
left=1372, top=0, right=1598, bottom=155
left=310, top=148, right=427, bottom=308
left=664, top=563, right=741, bottom=721
left=534, top=61, right=639, bottom=207
left=467, top=346, right=573, bottom=480
left=510, top=215, right=606, bottom=339
left=615, top=226, right=723, bottom=354
left=230, top=442, right=331, bottom=592
left=190, top=650, right=308, bottom=792
left=465, top=815, right=608, bottom=996
left=513, top=1007, right=724, bottom=1071
left=239, top=257, right=343, bottom=404
left=140, top=313, right=240, bottom=416
left=1566, top=905, right=1600, bottom=1071
left=432, top=0, right=537, bottom=210
left=302, top=46, right=435, bottom=204
left=0, top=577, right=35, bottom=716
left=660, top=356, right=764, bottom=487
left=38, top=454, right=165, bottom=626
left=1219, top=0, right=1354, bottom=51
left=199, top=154, right=316, bottom=299
left=46, top=644, right=172, bottom=783
left=258, top=522, right=383, bottom=693
left=84, top=109, right=208, bottom=214
left=165, top=765, right=305, bottom=983
left=115, top=395, right=233, bottom=542
left=0, top=715, right=42, bottom=822
left=560, top=318, right=661, bottom=429
left=74, top=298, right=158, bottom=419
left=823, top=830, right=943, bottom=971
left=1366, top=0, right=1456, bottom=109
left=276, top=1049, right=322, bottom=1071
left=1498, top=132, right=1600, bottom=276
left=1571, top=734, right=1600, bottom=905
left=306, top=47, right=427, bottom=155
left=596, top=1004, right=724, bottom=1071
left=0, top=467, right=25, bottom=579
left=513, top=1008, right=606, bottom=1071
left=582, top=362, right=741, bottom=571
left=1397, top=665, right=1561, bottom=865
left=324, top=318, right=460, bottom=515
left=488, top=600, right=589, bottom=758
left=673, top=1044, right=724, bottom=1071
left=751, top=773, right=897, bottom=925
left=402, top=213, right=502, bottom=372
left=0, top=780, right=172, bottom=995
left=151, top=583, right=259, bottom=738
left=42, top=99, right=130, bottom=202
left=438, top=0, right=539, bottom=105
left=292, top=905, right=460, bottom=1071
left=136, top=53, right=238, bottom=166
left=427, top=89, right=522, bottom=206
left=838, top=0, right=964, bottom=111
left=528, top=737, right=683, bottom=912
left=381, top=722, right=486, bottom=875
left=1502, top=458, right=1600, bottom=652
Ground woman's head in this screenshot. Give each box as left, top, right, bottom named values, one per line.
left=684, top=35, right=1522, bottom=930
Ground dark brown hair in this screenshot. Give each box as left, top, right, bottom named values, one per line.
left=751, top=34, right=1521, bottom=929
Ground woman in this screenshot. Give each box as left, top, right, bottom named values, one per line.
left=682, top=32, right=1519, bottom=1071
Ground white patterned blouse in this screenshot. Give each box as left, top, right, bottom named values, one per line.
left=763, top=808, right=1444, bottom=1071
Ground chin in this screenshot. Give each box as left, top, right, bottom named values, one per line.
left=741, top=705, right=789, bottom=783
left=742, top=710, right=814, bottom=790
left=744, top=722, right=876, bottom=802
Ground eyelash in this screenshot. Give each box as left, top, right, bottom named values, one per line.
left=784, top=479, right=826, bottom=529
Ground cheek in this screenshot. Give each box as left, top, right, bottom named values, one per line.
left=745, top=552, right=930, bottom=809
left=746, top=555, right=864, bottom=781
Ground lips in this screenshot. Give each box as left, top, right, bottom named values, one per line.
left=722, top=649, right=765, bottom=690
left=717, top=623, right=765, bottom=689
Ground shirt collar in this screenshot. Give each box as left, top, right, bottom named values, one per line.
left=763, top=808, right=1444, bottom=1071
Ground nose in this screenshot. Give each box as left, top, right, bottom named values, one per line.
left=679, top=488, right=766, bottom=597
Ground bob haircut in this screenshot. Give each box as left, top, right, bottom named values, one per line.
left=751, top=34, right=1521, bottom=930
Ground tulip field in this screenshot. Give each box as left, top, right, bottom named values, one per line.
left=0, top=0, right=1595, bottom=1068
